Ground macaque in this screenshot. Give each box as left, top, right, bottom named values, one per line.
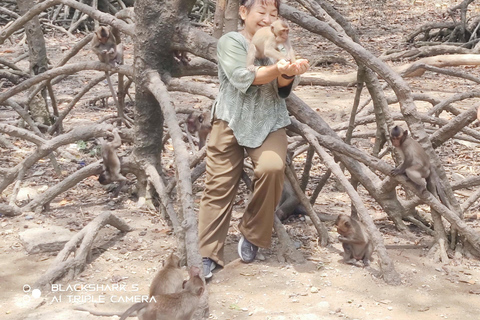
left=390, top=125, right=431, bottom=192
left=91, top=26, right=127, bottom=127
left=275, top=179, right=307, bottom=220
left=91, top=26, right=123, bottom=66
left=186, top=110, right=212, bottom=149
left=119, top=266, right=205, bottom=320
left=149, top=252, right=184, bottom=297
left=335, top=214, right=373, bottom=266
left=246, top=19, right=296, bottom=72
left=98, top=128, right=127, bottom=197
left=390, top=125, right=450, bottom=206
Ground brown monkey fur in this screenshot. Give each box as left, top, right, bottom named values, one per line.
left=246, top=20, right=296, bottom=72
left=390, top=125, right=431, bottom=192
left=91, top=26, right=127, bottom=127
left=91, top=26, right=123, bottom=66
left=335, top=214, right=373, bottom=266
left=98, top=129, right=126, bottom=197
left=149, top=252, right=184, bottom=297
left=390, top=125, right=449, bottom=206
left=186, top=110, right=212, bottom=149
left=119, top=266, right=204, bottom=320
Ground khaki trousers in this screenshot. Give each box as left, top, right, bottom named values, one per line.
left=198, top=120, right=287, bottom=266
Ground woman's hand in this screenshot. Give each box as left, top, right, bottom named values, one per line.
left=276, top=58, right=310, bottom=77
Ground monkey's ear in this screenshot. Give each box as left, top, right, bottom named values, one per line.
left=196, top=286, right=205, bottom=296
left=271, top=25, right=275, bottom=33
left=334, top=215, right=341, bottom=224
left=401, top=130, right=409, bottom=143
left=182, top=280, right=187, bottom=289
left=189, top=266, right=201, bottom=277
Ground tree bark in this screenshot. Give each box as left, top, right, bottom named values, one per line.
left=17, top=0, right=51, bottom=125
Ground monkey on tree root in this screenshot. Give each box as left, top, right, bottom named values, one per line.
left=98, top=128, right=127, bottom=197
left=335, top=214, right=374, bottom=267
left=91, top=26, right=123, bottom=66
left=91, top=26, right=129, bottom=127
left=246, top=19, right=296, bottom=72
left=119, top=266, right=205, bottom=320
left=390, top=125, right=449, bottom=205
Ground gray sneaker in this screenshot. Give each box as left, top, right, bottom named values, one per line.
left=238, top=235, right=258, bottom=263
left=202, top=257, right=216, bottom=280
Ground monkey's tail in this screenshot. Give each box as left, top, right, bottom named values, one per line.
left=119, top=302, right=148, bottom=320
left=427, top=170, right=451, bottom=208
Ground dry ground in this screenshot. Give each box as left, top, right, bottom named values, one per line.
left=1, top=0, right=480, bottom=319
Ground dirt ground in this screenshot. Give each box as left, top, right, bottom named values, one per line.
left=1, top=0, right=480, bottom=319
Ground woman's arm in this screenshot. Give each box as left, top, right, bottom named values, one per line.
left=252, top=59, right=310, bottom=86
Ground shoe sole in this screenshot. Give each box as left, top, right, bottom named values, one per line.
left=238, top=236, right=255, bottom=263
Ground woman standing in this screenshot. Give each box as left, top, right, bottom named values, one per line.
left=199, top=0, right=310, bottom=279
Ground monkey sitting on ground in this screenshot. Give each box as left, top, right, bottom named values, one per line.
left=186, top=110, right=212, bottom=149
left=91, top=26, right=123, bottom=66
left=119, top=266, right=205, bottom=320
left=335, top=214, right=373, bottom=266
left=246, top=19, right=296, bottom=72
left=98, top=128, right=127, bottom=197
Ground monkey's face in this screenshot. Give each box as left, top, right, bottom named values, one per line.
left=335, top=215, right=353, bottom=237
left=272, top=21, right=289, bottom=43
left=390, top=126, right=407, bottom=147
left=390, top=135, right=402, bottom=148
left=186, top=115, right=199, bottom=134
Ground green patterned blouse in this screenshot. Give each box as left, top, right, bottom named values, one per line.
left=213, top=32, right=294, bottom=148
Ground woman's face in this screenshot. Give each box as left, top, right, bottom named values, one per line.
left=240, top=0, right=279, bottom=39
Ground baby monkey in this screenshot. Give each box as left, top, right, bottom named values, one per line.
left=335, top=214, right=373, bottom=266
left=390, top=125, right=430, bottom=192
left=98, top=128, right=127, bottom=197
left=246, top=19, right=296, bottom=72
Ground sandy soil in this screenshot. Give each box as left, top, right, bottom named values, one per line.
left=1, top=0, right=480, bottom=319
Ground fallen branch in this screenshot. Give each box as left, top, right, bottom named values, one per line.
left=0, top=203, right=22, bottom=217
left=34, top=211, right=133, bottom=291
left=0, top=123, right=112, bottom=194
left=22, top=161, right=103, bottom=213
left=0, top=62, right=133, bottom=105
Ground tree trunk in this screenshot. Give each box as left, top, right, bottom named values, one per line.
left=212, top=0, right=226, bottom=38
left=17, top=0, right=51, bottom=126
left=224, top=0, right=239, bottom=33
left=134, top=0, right=208, bottom=317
